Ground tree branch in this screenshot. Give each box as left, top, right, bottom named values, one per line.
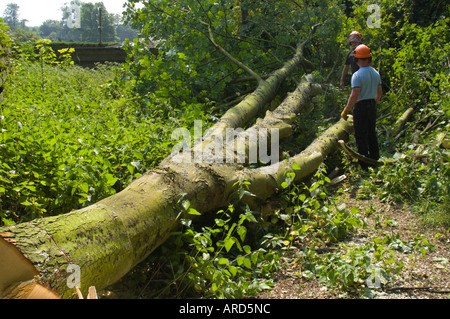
left=202, top=21, right=265, bottom=85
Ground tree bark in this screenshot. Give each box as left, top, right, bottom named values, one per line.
left=0, top=62, right=352, bottom=300
left=338, top=140, right=384, bottom=167
left=200, top=41, right=310, bottom=146
left=391, top=107, right=414, bottom=138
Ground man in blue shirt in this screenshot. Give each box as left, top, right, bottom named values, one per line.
left=341, top=44, right=383, bottom=170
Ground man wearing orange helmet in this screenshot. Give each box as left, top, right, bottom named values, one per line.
left=341, top=44, right=383, bottom=170
left=340, top=31, right=363, bottom=89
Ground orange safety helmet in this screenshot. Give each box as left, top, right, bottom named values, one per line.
left=348, top=31, right=363, bottom=44
left=353, top=44, right=372, bottom=58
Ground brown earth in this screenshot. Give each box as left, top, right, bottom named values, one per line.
left=257, top=175, right=450, bottom=299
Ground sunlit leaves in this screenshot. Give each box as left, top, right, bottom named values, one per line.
left=124, top=0, right=348, bottom=109
left=0, top=60, right=185, bottom=225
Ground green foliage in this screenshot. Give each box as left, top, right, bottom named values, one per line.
left=123, top=0, right=348, bottom=114
left=299, top=231, right=434, bottom=293
left=177, top=200, right=279, bottom=298
left=79, top=2, right=117, bottom=43
left=0, top=63, right=117, bottom=222
left=345, top=3, right=449, bottom=112
left=0, top=55, right=202, bottom=225
left=274, top=165, right=365, bottom=245
left=123, top=39, right=211, bottom=119
left=0, top=19, right=13, bottom=88
left=132, top=164, right=420, bottom=298
left=270, top=164, right=436, bottom=295
left=32, top=40, right=76, bottom=90
left=122, top=181, right=281, bottom=299
left=361, top=144, right=450, bottom=225
left=385, top=18, right=449, bottom=123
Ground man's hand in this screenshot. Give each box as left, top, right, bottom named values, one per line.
left=342, top=87, right=359, bottom=121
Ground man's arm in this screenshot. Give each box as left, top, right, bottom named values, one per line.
left=341, top=87, right=360, bottom=120
left=340, top=64, right=350, bottom=89
left=375, top=84, right=382, bottom=103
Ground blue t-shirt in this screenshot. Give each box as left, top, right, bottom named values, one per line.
left=351, top=66, right=382, bottom=101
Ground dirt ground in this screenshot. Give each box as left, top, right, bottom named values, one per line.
left=257, top=181, right=450, bottom=300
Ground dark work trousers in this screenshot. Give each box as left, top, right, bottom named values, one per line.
left=353, top=99, right=379, bottom=170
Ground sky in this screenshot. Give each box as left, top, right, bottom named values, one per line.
left=0, top=0, right=130, bottom=27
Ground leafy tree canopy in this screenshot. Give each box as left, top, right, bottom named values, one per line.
left=123, top=0, right=347, bottom=115
left=2, top=3, right=19, bottom=30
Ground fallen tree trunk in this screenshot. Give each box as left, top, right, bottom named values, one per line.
left=0, top=71, right=352, bottom=299
left=338, top=140, right=384, bottom=167
left=200, top=41, right=311, bottom=146
left=392, top=107, right=414, bottom=139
